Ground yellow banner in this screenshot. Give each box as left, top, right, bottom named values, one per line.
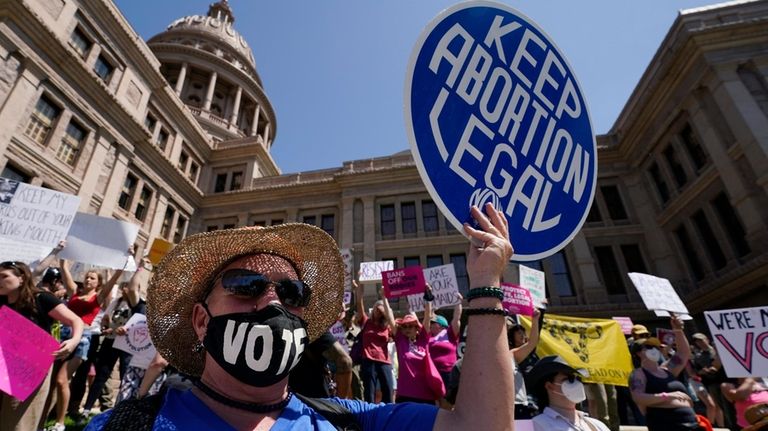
left=520, top=313, right=633, bottom=386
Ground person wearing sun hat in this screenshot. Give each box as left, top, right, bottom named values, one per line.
left=527, top=355, right=609, bottom=431
left=83, top=203, right=517, bottom=430
left=427, top=295, right=463, bottom=395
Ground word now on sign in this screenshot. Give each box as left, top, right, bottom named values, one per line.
left=405, top=1, right=596, bottom=260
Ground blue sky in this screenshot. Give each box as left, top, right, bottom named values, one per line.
left=115, top=0, right=721, bottom=174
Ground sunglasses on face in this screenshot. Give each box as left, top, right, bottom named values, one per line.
left=216, top=268, right=312, bottom=308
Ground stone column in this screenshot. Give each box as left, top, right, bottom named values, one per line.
left=203, top=71, right=218, bottom=111
left=98, top=146, right=130, bottom=216
left=569, top=232, right=603, bottom=304
left=229, top=86, right=242, bottom=126
left=77, top=133, right=110, bottom=212
left=236, top=212, right=249, bottom=227
left=340, top=197, right=355, bottom=249
left=263, top=122, right=270, bottom=146
left=362, top=196, right=376, bottom=261
left=174, top=62, right=188, bottom=96
left=148, top=193, right=169, bottom=239
left=0, top=63, right=40, bottom=159
left=250, top=104, right=261, bottom=137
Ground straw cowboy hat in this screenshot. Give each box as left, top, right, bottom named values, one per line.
left=147, top=224, right=344, bottom=376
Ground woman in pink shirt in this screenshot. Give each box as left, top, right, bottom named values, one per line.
left=722, top=377, right=768, bottom=428
left=427, top=296, right=462, bottom=387
left=353, top=280, right=396, bottom=403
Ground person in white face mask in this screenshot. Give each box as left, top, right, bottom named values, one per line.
left=528, top=355, right=610, bottom=431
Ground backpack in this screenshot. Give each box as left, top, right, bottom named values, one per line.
left=102, top=388, right=361, bottom=431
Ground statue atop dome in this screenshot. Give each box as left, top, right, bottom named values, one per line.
left=208, top=0, right=235, bottom=24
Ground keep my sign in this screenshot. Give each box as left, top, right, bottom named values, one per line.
left=405, top=2, right=596, bottom=260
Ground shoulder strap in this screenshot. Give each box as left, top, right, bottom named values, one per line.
left=294, top=394, right=361, bottom=431
left=102, top=388, right=167, bottom=431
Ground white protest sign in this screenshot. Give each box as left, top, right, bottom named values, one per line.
left=0, top=238, right=50, bottom=265
left=0, top=178, right=80, bottom=248
left=329, top=321, right=349, bottom=353
left=113, top=314, right=156, bottom=370
left=358, top=261, right=394, bottom=284
left=628, top=272, right=689, bottom=315
left=704, top=306, right=768, bottom=378
left=407, top=263, right=461, bottom=312
left=519, top=265, right=546, bottom=308
left=59, top=213, right=140, bottom=269
left=340, top=248, right=353, bottom=291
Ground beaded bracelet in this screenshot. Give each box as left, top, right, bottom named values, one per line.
left=465, top=307, right=508, bottom=317
left=466, top=286, right=504, bottom=302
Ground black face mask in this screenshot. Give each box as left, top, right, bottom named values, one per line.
left=203, top=303, right=308, bottom=387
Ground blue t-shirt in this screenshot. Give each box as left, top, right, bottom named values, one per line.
left=85, top=388, right=438, bottom=431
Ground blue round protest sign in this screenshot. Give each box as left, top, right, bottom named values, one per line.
left=405, top=1, right=597, bottom=261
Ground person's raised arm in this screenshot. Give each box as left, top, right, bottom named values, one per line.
left=512, top=308, right=541, bottom=363
left=667, top=314, right=691, bottom=378
left=99, top=268, right=122, bottom=308
left=380, top=291, right=397, bottom=333
left=353, top=279, right=367, bottom=326
left=125, top=256, right=149, bottom=308
left=434, top=203, right=515, bottom=431
left=59, top=258, right=77, bottom=297
left=451, top=293, right=463, bottom=337
left=423, top=284, right=433, bottom=332
left=32, top=240, right=66, bottom=278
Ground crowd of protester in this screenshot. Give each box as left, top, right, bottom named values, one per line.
left=1, top=215, right=767, bottom=430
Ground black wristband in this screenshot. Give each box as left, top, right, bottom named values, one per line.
left=466, top=287, right=504, bottom=302
left=465, top=307, right=508, bottom=317
left=423, top=290, right=435, bottom=302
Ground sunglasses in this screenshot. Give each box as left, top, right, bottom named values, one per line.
left=0, top=261, right=22, bottom=270
left=215, top=268, right=312, bottom=308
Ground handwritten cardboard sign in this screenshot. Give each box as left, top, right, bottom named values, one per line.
left=612, top=317, right=634, bottom=335
left=382, top=266, right=426, bottom=299
left=113, top=314, right=156, bottom=370
left=407, top=263, right=461, bottom=312
left=0, top=237, right=50, bottom=265
left=329, top=321, right=349, bottom=353
left=340, top=248, right=353, bottom=292
left=704, top=306, right=768, bottom=377
left=519, top=265, right=546, bottom=308
left=358, top=261, right=394, bottom=284
left=501, top=283, right=534, bottom=316
left=628, top=272, right=689, bottom=315
left=0, top=178, right=80, bottom=248
left=0, top=306, right=60, bottom=401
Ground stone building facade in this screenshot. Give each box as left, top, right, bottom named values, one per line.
left=0, top=0, right=766, bottom=325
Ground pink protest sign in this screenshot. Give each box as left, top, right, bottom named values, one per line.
left=657, top=328, right=676, bottom=346
left=0, top=306, right=60, bottom=401
left=501, top=283, right=534, bottom=317
left=612, top=317, right=634, bottom=335
left=382, top=266, right=426, bottom=299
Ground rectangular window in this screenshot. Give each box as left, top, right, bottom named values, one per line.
left=252, top=221, right=265, bottom=227
left=174, top=216, right=187, bottom=243
left=426, top=255, right=443, bottom=268
left=56, top=121, right=86, bottom=165
left=70, top=27, right=91, bottom=58
left=118, top=173, right=137, bottom=210
left=621, top=244, right=648, bottom=273
left=25, top=96, right=61, bottom=144
left=549, top=251, right=575, bottom=297
left=155, top=128, right=170, bottom=151
left=600, top=185, right=628, bottom=221
left=161, top=207, right=175, bottom=238
left=450, top=253, right=470, bottom=295
left=134, top=186, right=152, bottom=222
left=206, top=225, right=219, bottom=232
left=380, top=204, right=395, bottom=236
left=230, top=171, right=243, bottom=191
left=303, top=216, right=317, bottom=226
left=692, top=210, right=727, bottom=270
left=401, top=202, right=416, bottom=234
left=223, top=223, right=236, bottom=229
left=674, top=225, right=704, bottom=280
left=271, top=219, right=283, bottom=226
left=404, top=256, right=420, bottom=268
left=214, top=173, right=227, bottom=193
left=188, top=162, right=199, bottom=183
left=586, top=202, right=602, bottom=223
left=1, top=164, right=29, bottom=183
left=93, top=55, right=114, bottom=82
left=648, top=162, right=670, bottom=204
left=663, top=146, right=688, bottom=188
left=594, top=246, right=625, bottom=295
left=711, top=193, right=751, bottom=257
left=521, top=260, right=544, bottom=272
left=178, top=151, right=189, bottom=171
left=680, top=125, right=708, bottom=171
left=422, top=200, right=439, bottom=232
left=321, top=214, right=335, bottom=238
left=144, top=114, right=157, bottom=132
